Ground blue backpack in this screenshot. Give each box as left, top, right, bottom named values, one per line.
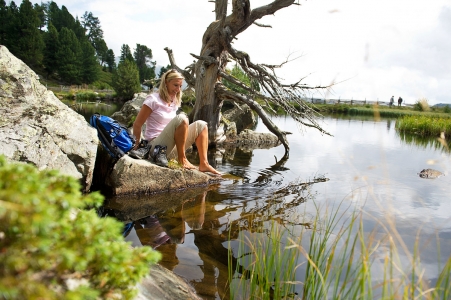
left=89, top=113, right=136, bottom=159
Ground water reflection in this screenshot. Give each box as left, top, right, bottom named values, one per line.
left=100, top=174, right=324, bottom=299
left=98, top=115, right=451, bottom=299
left=61, top=99, right=121, bottom=121
left=397, top=130, right=451, bottom=153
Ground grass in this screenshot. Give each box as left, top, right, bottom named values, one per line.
left=311, top=103, right=451, bottom=119
left=228, top=200, right=451, bottom=299
left=396, top=115, right=451, bottom=138
left=228, top=220, right=301, bottom=299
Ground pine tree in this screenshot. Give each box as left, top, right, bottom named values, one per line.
left=0, top=0, right=8, bottom=45
left=133, top=44, right=156, bottom=84
left=43, top=22, right=59, bottom=78
left=94, top=38, right=108, bottom=65
left=3, top=1, right=19, bottom=53
left=119, top=44, right=134, bottom=63
left=46, top=1, right=62, bottom=31
left=105, top=49, right=116, bottom=72
left=80, top=38, right=99, bottom=84
left=112, top=59, right=141, bottom=100
left=158, top=64, right=172, bottom=78
left=56, top=27, right=81, bottom=84
left=16, top=0, right=45, bottom=68
left=81, top=11, right=107, bottom=61
left=33, top=2, right=46, bottom=30
left=59, top=5, right=76, bottom=32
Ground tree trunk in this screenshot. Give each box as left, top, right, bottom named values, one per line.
left=192, top=26, right=228, bottom=144
left=191, top=0, right=296, bottom=145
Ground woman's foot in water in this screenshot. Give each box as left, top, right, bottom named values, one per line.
left=199, top=163, right=221, bottom=175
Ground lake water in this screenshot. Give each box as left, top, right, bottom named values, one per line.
left=100, top=113, right=451, bottom=299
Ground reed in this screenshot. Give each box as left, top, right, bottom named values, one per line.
left=228, top=221, right=301, bottom=299
left=396, top=115, right=451, bottom=137
left=228, top=200, right=451, bottom=299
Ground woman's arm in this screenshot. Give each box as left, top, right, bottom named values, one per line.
left=132, top=105, right=152, bottom=149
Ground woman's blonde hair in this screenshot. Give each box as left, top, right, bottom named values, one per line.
left=159, top=69, right=184, bottom=107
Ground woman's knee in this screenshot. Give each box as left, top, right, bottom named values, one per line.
left=175, top=114, right=189, bottom=129
left=194, top=120, right=207, bottom=133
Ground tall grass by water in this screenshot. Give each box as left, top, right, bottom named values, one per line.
left=312, top=103, right=451, bottom=119
left=228, top=201, right=451, bottom=299
left=396, top=115, right=451, bottom=138
left=228, top=221, right=301, bottom=299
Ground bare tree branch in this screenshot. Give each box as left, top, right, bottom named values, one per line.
left=215, top=0, right=228, bottom=26
left=216, top=83, right=291, bottom=156
left=225, top=45, right=333, bottom=136
left=164, top=47, right=196, bottom=87
left=253, top=22, right=272, bottom=28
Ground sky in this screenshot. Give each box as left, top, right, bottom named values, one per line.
left=53, top=0, right=451, bottom=105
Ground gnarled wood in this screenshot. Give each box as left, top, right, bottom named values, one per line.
left=165, top=0, right=332, bottom=155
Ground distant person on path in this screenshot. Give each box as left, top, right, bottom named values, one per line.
left=389, top=96, right=394, bottom=107
left=398, top=96, right=403, bottom=107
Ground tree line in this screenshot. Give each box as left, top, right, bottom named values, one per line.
left=0, top=0, right=170, bottom=99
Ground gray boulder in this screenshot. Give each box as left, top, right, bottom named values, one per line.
left=0, top=46, right=98, bottom=192
left=222, top=103, right=256, bottom=134
left=110, top=92, right=148, bottom=126
left=106, top=155, right=222, bottom=195
left=136, top=264, right=201, bottom=300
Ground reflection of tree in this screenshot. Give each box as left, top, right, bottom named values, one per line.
left=101, top=169, right=328, bottom=299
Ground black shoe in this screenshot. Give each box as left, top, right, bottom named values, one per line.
left=128, top=140, right=151, bottom=159
left=152, top=145, right=168, bottom=167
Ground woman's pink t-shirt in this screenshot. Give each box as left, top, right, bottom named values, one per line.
left=143, top=93, right=177, bottom=140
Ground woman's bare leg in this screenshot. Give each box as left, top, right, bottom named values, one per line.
left=174, top=119, right=197, bottom=169
left=195, top=127, right=221, bottom=175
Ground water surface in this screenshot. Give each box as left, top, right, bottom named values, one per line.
left=102, top=114, right=451, bottom=299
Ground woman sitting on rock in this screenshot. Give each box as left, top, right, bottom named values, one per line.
left=132, top=69, right=220, bottom=175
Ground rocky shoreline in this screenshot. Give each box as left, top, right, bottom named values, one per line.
left=0, top=45, right=281, bottom=299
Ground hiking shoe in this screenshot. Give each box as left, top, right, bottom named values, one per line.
left=152, top=145, right=168, bottom=167
left=128, top=140, right=151, bottom=159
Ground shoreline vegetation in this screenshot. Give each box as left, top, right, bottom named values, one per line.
left=55, top=83, right=451, bottom=141
left=305, top=101, right=451, bottom=139
left=229, top=201, right=451, bottom=300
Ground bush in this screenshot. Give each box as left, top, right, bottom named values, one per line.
left=76, top=91, right=98, bottom=101
left=0, top=156, right=160, bottom=299
left=413, top=98, right=430, bottom=111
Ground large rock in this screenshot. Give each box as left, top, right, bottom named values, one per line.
left=222, top=103, right=256, bottom=134
left=0, top=46, right=98, bottom=192
left=136, top=264, right=201, bottom=300
left=110, top=92, right=148, bottom=126
left=106, top=155, right=222, bottom=195
left=219, top=104, right=280, bottom=149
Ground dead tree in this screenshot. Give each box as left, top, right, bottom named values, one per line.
left=165, top=0, right=331, bottom=157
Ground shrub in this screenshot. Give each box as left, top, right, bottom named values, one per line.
left=413, top=98, right=430, bottom=111
left=76, top=91, right=97, bottom=101
left=444, top=105, right=451, bottom=113
left=0, top=156, right=160, bottom=299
